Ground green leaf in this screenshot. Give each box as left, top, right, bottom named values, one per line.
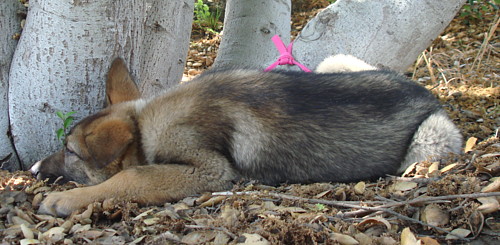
left=63, top=117, right=74, bottom=129
left=315, top=203, right=326, bottom=211
left=56, top=128, right=64, bottom=140
left=56, top=111, right=64, bottom=120
left=65, top=111, right=76, bottom=117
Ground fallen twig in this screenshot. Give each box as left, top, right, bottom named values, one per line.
left=267, top=192, right=500, bottom=213
left=387, top=176, right=441, bottom=184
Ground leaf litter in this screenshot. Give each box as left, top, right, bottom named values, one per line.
left=2, top=1, right=499, bottom=244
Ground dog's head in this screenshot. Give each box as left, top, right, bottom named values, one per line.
left=30, top=58, right=144, bottom=185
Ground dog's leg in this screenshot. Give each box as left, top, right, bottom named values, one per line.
left=39, top=154, right=236, bottom=217
left=398, top=109, right=463, bottom=173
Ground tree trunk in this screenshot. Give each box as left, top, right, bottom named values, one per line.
left=0, top=0, right=23, bottom=171
left=138, top=1, right=194, bottom=97
left=293, top=0, right=467, bottom=72
left=213, top=0, right=291, bottom=68
left=8, top=0, right=193, bottom=169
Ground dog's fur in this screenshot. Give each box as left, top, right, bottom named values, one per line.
left=32, top=56, right=462, bottom=217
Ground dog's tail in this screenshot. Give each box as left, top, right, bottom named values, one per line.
left=398, top=109, right=463, bottom=173
left=315, top=54, right=377, bottom=73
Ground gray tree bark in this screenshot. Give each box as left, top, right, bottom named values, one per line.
left=0, top=0, right=23, bottom=171
left=8, top=0, right=193, bottom=169
left=213, top=0, right=291, bottom=68
left=138, top=1, right=194, bottom=97
left=215, top=0, right=465, bottom=73
left=293, top=0, right=467, bottom=72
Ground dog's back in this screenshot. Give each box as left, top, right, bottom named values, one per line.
left=141, top=69, right=460, bottom=184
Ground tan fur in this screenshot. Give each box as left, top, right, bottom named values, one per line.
left=106, top=58, right=141, bottom=104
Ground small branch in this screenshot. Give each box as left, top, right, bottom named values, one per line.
left=267, top=192, right=500, bottom=212
left=269, top=192, right=494, bottom=242
left=387, top=176, right=441, bottom=184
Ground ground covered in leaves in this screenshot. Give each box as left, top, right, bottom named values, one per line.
left=1, top=1, right=499, bottom=244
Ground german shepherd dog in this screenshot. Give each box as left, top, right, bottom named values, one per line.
left=31, top=55, right=462, bottom=217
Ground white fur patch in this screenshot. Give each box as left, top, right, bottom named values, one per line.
left=231, top=111, right=268, bottom=169
left=29, top=161, right=41, bottom=175
left=133, top=99, right=148, bottom=114
left=315, top=54, right=377, bottom=73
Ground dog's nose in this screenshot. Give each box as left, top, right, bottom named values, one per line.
left=29, top=161, right=42, bottom=177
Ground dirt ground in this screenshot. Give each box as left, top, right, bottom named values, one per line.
left=1, top=1, right=499, bottom=244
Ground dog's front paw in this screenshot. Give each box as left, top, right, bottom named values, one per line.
left=38, top=189, right=93, bottom=217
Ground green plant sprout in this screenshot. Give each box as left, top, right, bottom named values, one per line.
left=314, top=203, right=326, bottom=212
left=56, top=111, right=76, bottom=145
left=460, top=0, right=499, bottom=23
left=194, top=0, right=222, bottom=34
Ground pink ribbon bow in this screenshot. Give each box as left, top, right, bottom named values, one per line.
left=264, top=35, right=311, bottom=72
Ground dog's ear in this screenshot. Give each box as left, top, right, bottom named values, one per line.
left=106, top=58, right=141, bottom=105
left=85, top=119, right=133, bottom=168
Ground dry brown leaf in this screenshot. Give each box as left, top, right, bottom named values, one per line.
left=72, top=203, right=93, bottom=222
left=464, top=137, right=478, bottom=153
left=445, top=228, right=471, bottom=240
left=392, top=181, right=418, bottom=192
left=199, top=196, right=226, bottom=207
left=32, top=193, right=43, bottom=208
left=440, top=163, right=457, bottom=173
left=12, top=216, right=31, bottom=226
left=418, top=236, right=440, bottom=245
left=132, top=208, right=154, bottom=221
left=401, top=227, right=419, bottom=245
left=402, top=162, right=418, bottom=177
left=143, top=217, right=160, bottom=225
left=173, top=202, right=190, bottom=211
left=330, top=232, right=359, bottom=245
left=481, top=178, right=500, bottom=193
left=19, top=239, right=41, bottom=245
left=353, top=232, right=373, bottom=245
left=20, top=223, right=34, bottom=239
left=237, top=233, right=270, bottom=245
left=129, top=235, right=147, bottom=244
left=315, top=189, right=332, bottom=198
left=214, top=231, right=231, bottom=244
left=41, top=227, right=65, bottom=243
left=196, top=192, right=212, bottom=204
left=69, top=224, right=91, bottom=234
left=375, top=236, right=398, bottom=245
left=33, top=214, right=57, bottom=223
left=156, top=206, right=181, bottom=220
left=421, top=204, right=449, bottom=227
left=477, top=197, right=500, bottom=214
left=77, top=230, right=104, bottom=240
left=354, top=181, right=366, bottom=194
left=357, top=216, right=392, bottom=231
left=261, top=201, right=277, bottom=210
left=221, top=206, right=239, bottom=227
left=58, top=221, right=72, bottom=234
left=427, top=162, right=440, bottom=177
